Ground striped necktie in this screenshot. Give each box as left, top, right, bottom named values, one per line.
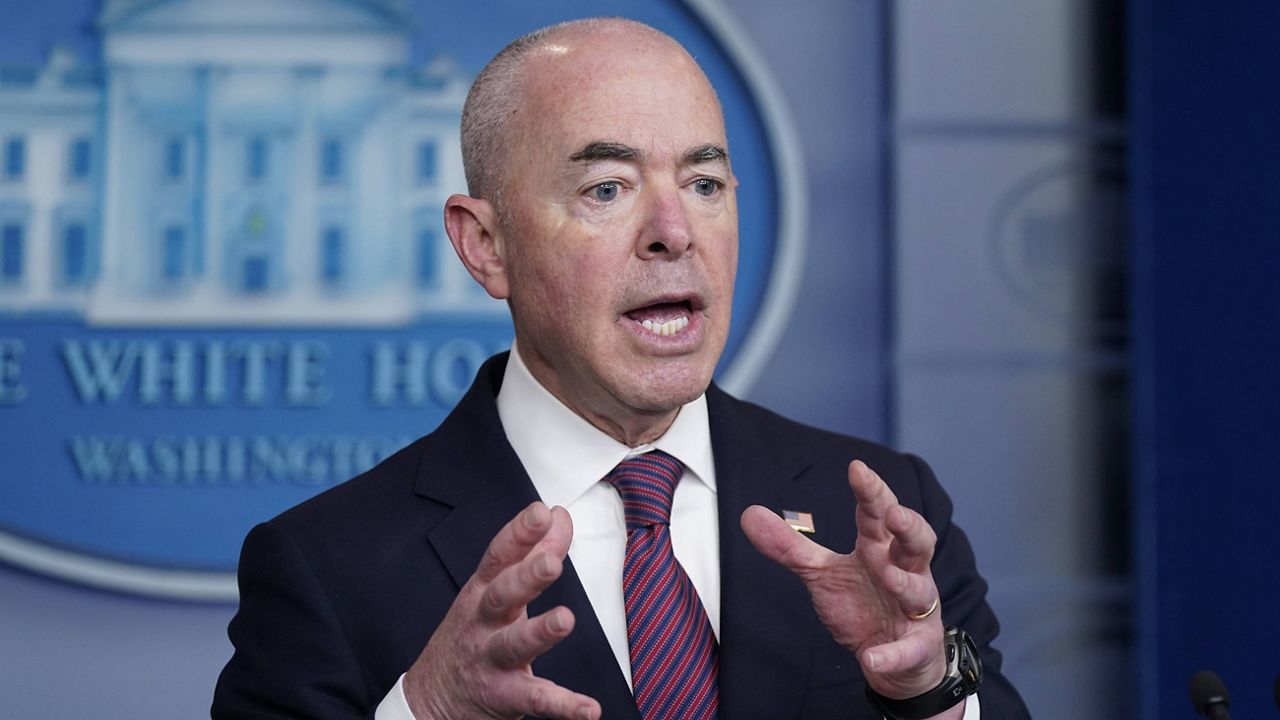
left=607, top=450, right=719, bottom=719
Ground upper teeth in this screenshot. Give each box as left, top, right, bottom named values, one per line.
left=641, top=316, right=689, bottom=336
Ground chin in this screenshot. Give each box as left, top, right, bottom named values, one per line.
left=614, top=359, right=714, bottom=413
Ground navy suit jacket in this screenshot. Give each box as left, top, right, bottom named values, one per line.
left=213, top=353, right=1029, bottom=718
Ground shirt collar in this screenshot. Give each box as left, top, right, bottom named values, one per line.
left=495, top=342, right=717, bottom=510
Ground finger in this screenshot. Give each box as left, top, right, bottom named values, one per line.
left=849, top=461, right=899, bottom=542
left=479, top=550, right=563, bottom=624
left=740, top=505, right=836, bottom=578
left=476, top=501, right=552, bottom=583
left=488, top=606, right=575, bottom=669
left=507, top=676, right=602, bottom=720
left=532, top=505, right=574, bottom=560
left=881, top=564, right=940, bottom=620
left=886, top=505, right=937, bottom=573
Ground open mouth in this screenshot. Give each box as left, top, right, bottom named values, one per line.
left=625, top=299, right=695, bottom=337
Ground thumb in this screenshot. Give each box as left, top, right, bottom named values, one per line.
left=740, top=505, right=834, bottom=577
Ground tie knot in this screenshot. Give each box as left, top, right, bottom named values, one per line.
left=606, top=450, right=683, bottom=529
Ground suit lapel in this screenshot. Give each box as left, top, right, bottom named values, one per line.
left=413, top=355, right=639, bottom=720
left=709, top=386, right=820, bottom=720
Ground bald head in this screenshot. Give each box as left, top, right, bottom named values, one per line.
left=460, top=18, right=720, bottom=207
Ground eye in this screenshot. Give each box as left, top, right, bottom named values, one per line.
left=590, top=182, right=620, bottom=202
left=692, top=178, right=721, bottom=197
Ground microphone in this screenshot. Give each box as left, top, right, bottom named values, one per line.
left=1189, top=670, right=1231, bottom=720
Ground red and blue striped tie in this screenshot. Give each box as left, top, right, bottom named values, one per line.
left=607, top=450, right=719, bottom=719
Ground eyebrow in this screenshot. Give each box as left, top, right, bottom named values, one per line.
left=570, top=142, right=640, bottom=163
left=685, top=144, right=728, bottom=165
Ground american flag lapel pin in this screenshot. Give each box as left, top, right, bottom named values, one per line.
left=781, top=509, right=816, bottom=534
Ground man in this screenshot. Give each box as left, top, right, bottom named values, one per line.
left=214, top=17, right=1029, bottom=720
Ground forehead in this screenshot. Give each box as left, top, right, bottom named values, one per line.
left=516, top=32, right=727, bottom=157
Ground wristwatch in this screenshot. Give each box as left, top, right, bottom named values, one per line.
left=865, top=626, right=983, bottom=720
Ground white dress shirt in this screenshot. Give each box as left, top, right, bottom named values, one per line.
left=376, top=344, right=978, bottom=719
left=494, top=342, right=723, bottom=684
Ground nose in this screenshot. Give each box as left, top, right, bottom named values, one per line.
left=636, top=187, right=693, bottom=260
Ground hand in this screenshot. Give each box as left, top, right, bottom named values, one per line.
left=740, top=460, right=950, bottom=701
left=403, top=501, right=601, bottom=720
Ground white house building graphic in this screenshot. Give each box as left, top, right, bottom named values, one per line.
left=0, top=0, right=499, bottom=326
left=0, top=0, right=805, bottom=600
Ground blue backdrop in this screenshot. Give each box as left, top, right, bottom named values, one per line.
left=1130, top=1, right=1280, bottom=717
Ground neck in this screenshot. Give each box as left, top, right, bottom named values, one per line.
left=577, top=404, right=680, bottom=448
left=532, top=366, right=681, bottom=446
left=513, top=347, right=683, bottom=447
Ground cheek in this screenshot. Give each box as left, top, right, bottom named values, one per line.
left=708, top=229, right=739, bottom=294
left=520, top=246, right=617, bottom=330
left=723, top=235, right=739, bottom=278
left=565, top=255, right=623, bottom=328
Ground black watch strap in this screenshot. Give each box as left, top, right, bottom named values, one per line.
left=865, top=626, right=982, bottom=720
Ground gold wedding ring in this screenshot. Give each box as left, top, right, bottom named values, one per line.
left=908, top=596, right=939, bottom=621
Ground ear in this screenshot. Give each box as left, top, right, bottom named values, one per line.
left=443, top=193, right=510, bottom=299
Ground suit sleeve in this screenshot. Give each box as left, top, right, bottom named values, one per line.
left=907, top=453, right=1031, bottom=720
left=212, top=520, right=379, bottom=720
